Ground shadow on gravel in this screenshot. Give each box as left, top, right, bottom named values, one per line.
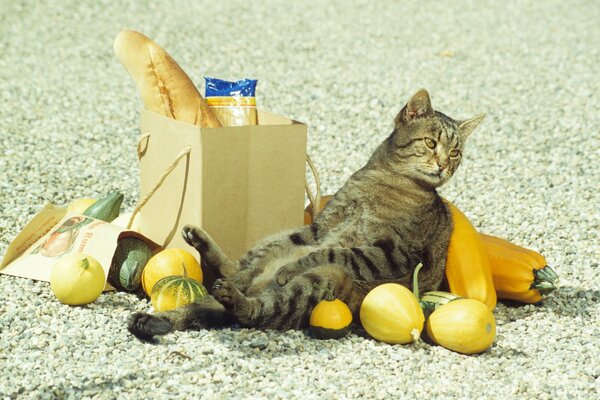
left=500, top=286, right=599, bottom=319
left=543, top=286, right=599, bottom=317
left=120, top=287, right=600, bottom=355
left=102, top=294, right=147, bottom=310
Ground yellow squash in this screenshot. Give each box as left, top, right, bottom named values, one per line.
left=481, top=234, right=558, bottom=303
left=359, top=281, right=425, bottom=344
left=50, top=253, right=105, bottom=305
left=141, top=248, right=202, bottom=296
left=309, top=297, right=353, bottom=339
left=444, top=200, right=497, bottom=310
left=151, top=273, right=208, bottom=312
left=425, top=298, right=496, bottom=354
left=309, top=196, right=498, bottom=309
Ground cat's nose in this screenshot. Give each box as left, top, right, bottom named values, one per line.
left=438, top=163, right=448, bottom=172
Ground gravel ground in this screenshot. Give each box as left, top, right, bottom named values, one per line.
left=1, top=0, right=599, bottom=398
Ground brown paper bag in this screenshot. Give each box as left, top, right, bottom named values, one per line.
left=132, top=109, right=308, bottom=287
left=1, top=204, right=160, bottom=291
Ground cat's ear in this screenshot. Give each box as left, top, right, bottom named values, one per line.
left=396, top=88, right=434, bottom=124
left=458, top=114, right=486, bottom=138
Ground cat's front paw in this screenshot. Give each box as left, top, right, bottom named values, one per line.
left=128, top=312, right=173, bottom=342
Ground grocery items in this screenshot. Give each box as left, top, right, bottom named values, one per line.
left=107, top=237, right=153, bottom=292
left=309, top=294, right=353, bottom=339
left=151, top=272, right=208, bottom=312
left=141, top=248, right=202, bottom=296
left=482, top=234, right=558, bottom=303
left=360, top=282, right=425, bottom=344
left=425, top=298, right=496, bottom=354
left=444, top=200, right=497, bottom=310
left=50, top=253, right=105, bottom=305
left=66, top=198, right=96, bottom=215
left=113, top=29, right=221, bottom=127
left=82, top=191, right=123, bottom=223
left=419, top=290, right=461, bottom=316
left=205, top=77, right=258, bottom=126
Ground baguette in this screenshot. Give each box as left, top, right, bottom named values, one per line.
left=113, top=29, right=221, bottom=127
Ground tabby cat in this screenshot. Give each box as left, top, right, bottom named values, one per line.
left=128, top=89, right=485, bottom=341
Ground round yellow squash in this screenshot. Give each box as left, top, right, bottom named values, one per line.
left=360, top=283, right=425, bottom=344
left=141, top=248, right=202, bottom=296
left=309, top=298, right=353, bottom=339
left=425, top=298, right=496, bottom=354
left=50, top=252, right=105, bottom=305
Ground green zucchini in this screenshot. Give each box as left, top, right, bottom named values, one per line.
left=82, top=191, right=123, bottom=222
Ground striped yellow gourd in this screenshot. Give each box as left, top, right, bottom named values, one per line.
left=150, top=273, right=208, bottom=313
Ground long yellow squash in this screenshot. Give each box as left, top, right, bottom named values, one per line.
left=481, top=234, right=558, bottom=303
left=444, top=201, right=497, bottom=310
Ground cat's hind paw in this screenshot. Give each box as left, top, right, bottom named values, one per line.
left=128, top=312, right=173, bottom=342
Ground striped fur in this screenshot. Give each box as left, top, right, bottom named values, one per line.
left=128, top=89, right=485, bottom=340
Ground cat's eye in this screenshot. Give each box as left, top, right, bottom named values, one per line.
left=449, top=149, right=460, bottom=158
left=424, top=138, right=436, bottom=149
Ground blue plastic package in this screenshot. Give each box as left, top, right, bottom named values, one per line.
left=205, top=78, right=258, bottom=126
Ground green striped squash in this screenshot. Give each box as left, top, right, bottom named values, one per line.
left=150, top=274, right=208, bottom=312
left=419, top=291, right=461, bottom=317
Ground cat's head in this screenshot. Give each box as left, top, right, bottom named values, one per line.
left=386, top=89, right=485, bottom=188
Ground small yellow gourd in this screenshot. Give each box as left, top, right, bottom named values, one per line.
left=309, top=292, right=353, bottom=339
left=309, top=197, right=500, bottom=311
left=50, top=253, right=105, bottom=305
left=359, top=264, right=425, bottom=344
left=141, top=248, right=202, bottom=296
left=425, top=298, right=496, bottom=354
left=150, top=264, right=208, bottom=312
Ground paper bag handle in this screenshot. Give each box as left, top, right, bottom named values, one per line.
left=137, top=132, right=151, bottom=160
left=128, top=133, right=191, bottom=229
left=133, top=134, right=323, bottom=228
left=304, top=154, right=322, bottom=221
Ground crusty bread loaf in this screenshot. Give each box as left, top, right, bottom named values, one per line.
left=113, top=30, right=221, bottom=127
